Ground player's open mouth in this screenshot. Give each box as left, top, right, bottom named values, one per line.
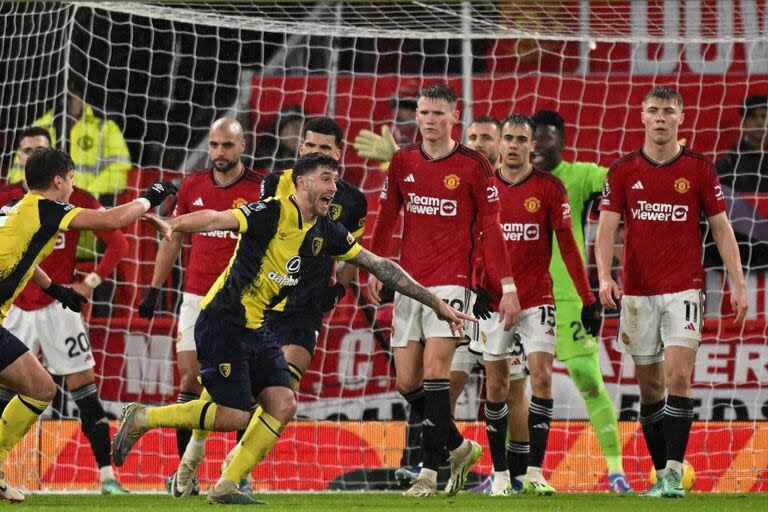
left=320, top=196, right=333, bottom=207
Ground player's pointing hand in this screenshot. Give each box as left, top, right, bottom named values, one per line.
left=433, top=299, right=476, bottom=337
left=141, top=213, right=173, bottom=240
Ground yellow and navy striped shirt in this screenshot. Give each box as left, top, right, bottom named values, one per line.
left=260, top=169, right=367, bottom=318
left=201, top=195, right=362, bottom=330
left=0, top=193, right=82, bottom=324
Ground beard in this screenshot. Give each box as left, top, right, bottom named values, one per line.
left=213, top=158, right=237, bottom=172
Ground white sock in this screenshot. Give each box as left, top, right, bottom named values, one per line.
left=657, top=468, right=667, bottom=479
left=493, top=471, right=510, bottom=484
left=418, top=468, right=438, bottom=484
left=184, top=435, right=207, bottom=463
left=99, top=465, right=115, bottom=482
left=526, top=466, right=543, bottom=479
left=665, top=460, right=683, bottom=475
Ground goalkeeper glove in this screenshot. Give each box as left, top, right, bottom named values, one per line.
left=138, top=287, right=162, bottom=319
left=44, top=282, right=87, bottom=313
left=581, top=300, right=603, bottom=337
left=319, top=283, right=346, bottom=312
left=143, top=181, right=178, bottom=208
left=472, top=286, right=493, bottom=320
left=353, top=125, right=399, bottom=163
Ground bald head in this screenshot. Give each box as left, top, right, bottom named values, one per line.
left=208, top=117, right=245, bottom=173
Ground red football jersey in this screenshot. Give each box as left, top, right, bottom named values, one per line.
left=599, top=148, right=726, bottom=296
left=372, top=142, right=499, bottom=288
left=0, top=184, right=101, bottom=310
left=174, top=168, right=264, bottom=296
left=486, top=169, right=573, bottom=309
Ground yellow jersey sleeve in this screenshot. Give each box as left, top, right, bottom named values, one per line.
left=59, top=207, right=83, bottom=231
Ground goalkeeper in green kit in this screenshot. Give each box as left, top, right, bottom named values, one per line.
left=354, top=109, right=632, bottom=493
left=529, top=110, right=629, bottom=493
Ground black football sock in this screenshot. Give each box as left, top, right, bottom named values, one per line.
left=400, top=387, right=425, bottom=467
left=664, top=395, right=694, bottom=465
left=640, top=398, right=667, bottom=472
left=484, top=401, right=509, bottom=472
left=507, top=441, right=529, bottom=480
left=422, top=379, right=457, bottom=470
left=71, top=383, right=111, bottom=469
left=528, top=396, right=554, bottom=469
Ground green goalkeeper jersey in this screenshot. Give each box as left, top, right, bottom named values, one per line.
left=550, top=160, right=608, bottom=303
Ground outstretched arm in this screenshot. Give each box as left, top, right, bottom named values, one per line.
left=170, top=209, right=240, bottom=234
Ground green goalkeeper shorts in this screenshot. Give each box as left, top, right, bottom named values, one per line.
left=555, top=300, right=599, bottom=361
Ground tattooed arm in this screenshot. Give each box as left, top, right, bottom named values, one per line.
left=349, top=248, right=475, bottom=329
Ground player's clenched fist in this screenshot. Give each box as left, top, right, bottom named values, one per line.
left=598, top=276, right=622, bottom=310
left=143, top=180, right=178, bottom=208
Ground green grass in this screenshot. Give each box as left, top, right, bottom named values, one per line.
left=12, top=493, right=763, bottom=512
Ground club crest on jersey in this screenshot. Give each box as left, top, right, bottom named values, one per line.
left=329, top=203, right=342, bottom=221
left=312, top=237, right=324, bottom=255
left=444, top=174, right=461, bottom=190
left=524, top=196, right=541, bottom=213
left=674, top=177, right=691, bottom=194
left=219, top=363, right=231, bottom=378
left=232, top=197, right=248, bottom=209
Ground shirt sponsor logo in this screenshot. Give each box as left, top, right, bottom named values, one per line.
left=199, top=230, right=239, bottom=240
left=487, top=185, right=499, bottom=203
left=674, top=177, right=691, bottom=194
left=444, top=173, right=460, bottom=190
left=631, top=201, right=688, bottom=222
left=267, top=272, right=299, bottom=286
left=405, top=193, right=457, bottom=217
left=501, top=222, right=540, bottom=241
left=524, top=196, right=541, bottom=213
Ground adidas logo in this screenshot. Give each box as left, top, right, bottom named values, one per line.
left=684, top=322, right=696, bottom=331
left=545, top=328, right=555, bottom=336
left=422, top=419, right=436, bottom=427
left=486, top=425, right=497, bottom=433
left=193, top=197, right=204, bottom=206
left=632, top=181, right=644, bottom=190
left=404, top=174, right=415, bottom=183
left=531, top=422, right=550, bottom=430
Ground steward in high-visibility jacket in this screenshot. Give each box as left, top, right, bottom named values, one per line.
left=9, top=104, right=132, bottom=196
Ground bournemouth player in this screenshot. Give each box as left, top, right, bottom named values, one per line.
left=137, top=117, right=263, bottom=491
left=596, top=86, right=747, bottom=498
left=531, top=109, right=631, bottom=492
left=368, top=83, right=522, bottom=498
left=112, top=153, right=474, bottom=504
left=0, top=127, right=129, bottom=495
left=170, top=117, right=367, bottom=496
left=471, top=114, right=601, bottom=495
left=0, top=148, right=175, bottom=502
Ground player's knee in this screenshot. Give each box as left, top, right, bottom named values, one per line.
left=396, top=377, right=422, bottom=397
left=486, top=376, right=509, bottom=402
left=666, top=367, right=692, bottom=395
left=638, top=377, right=665, bottom=403
left=529, top=370, right=552, bottom=397
left=269, top=392, right=297, bottom=424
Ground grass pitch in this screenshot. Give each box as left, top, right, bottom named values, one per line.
left=12, top=492, right=763, bottom=511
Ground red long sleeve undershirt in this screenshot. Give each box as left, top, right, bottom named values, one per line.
left=92, top=228, right=129, bottom=280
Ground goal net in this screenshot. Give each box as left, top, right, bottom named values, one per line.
left=1, top=0, right=767, bottom=493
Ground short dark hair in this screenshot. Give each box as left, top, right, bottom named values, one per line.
left=532, top=110, right=566, bottom=139
left=419, top=82, right=458, bottom=105
left=742, top=95, right=768, bottom=119
left=643, top=86, right=683, bottom=109
left=470, top=115, right=502, bottom=134
left=502, top=113, right=535, bottom=134
left=303, top=116, right=343, bottom=147
left=291, top=152, right=341, bottom=186
left=25, top=147, right=73, bottom=190
left=17, top=126, right=52, bottom=148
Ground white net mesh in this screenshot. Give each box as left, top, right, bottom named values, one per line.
left=1, top=0, right=767, bottom=493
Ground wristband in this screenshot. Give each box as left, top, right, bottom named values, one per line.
left=83, top=272, right=103, bottom=289
left=502, top=283, right=517, bottom=294
left=135, top=198, right=151, bottom=212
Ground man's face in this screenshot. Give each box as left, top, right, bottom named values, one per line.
left=743, top=106, right=768, bottom=149
left=18, top=135, right=51, bottom=168
left=501, top=123, right=535, bottom=170
left=532, top=124, right=564, bottom=169
left=52, top=169, right=75, bottom=202
left=208, top=127, right=245, bottom=173
left=466, top=122, right=501, bottom=165
left=299, top=131, right=341, bottom=161
left=641, top=98, right=685, bottom=146
left=416, top=97, right=459, bottom=143
left=299, top=166, right=339, bottom=217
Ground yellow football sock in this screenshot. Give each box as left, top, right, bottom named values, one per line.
left=146, top=399, right=217, bottom=431
left=0, top=395, right=48, bottom=464
left=192, top=388, right=214, bottom=440
left=221, top=411, right=284, bottom=483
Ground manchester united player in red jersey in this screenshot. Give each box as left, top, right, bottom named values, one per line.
left=596, top=86, right=747, bottom=498
left=368, top=83, right=521, bottom=498
left=137, top=118, right=264, bottom=492
left=0, top=127, right=130, bottom=494
left=470, top=114, right=600, bottom=495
